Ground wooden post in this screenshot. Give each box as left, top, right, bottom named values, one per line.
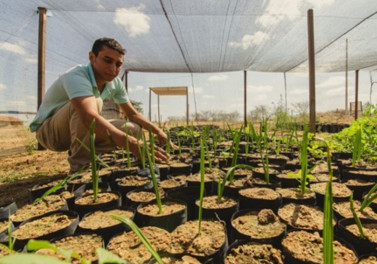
left=307, top=9, right=316, bottom=133
left=149, top=88, right=152, bottom=121
left=244, top=70, right=247, bottom=127
left=37, top=7, right=47, bottom=150
left=125, top=71, right=128, bottom=93
left=355, top=70, right=359, bottom=120
left=37, top=7, right=47, bottom=109
left=284, top=72, right=288, bottom=112
left=158, top=95, right=160, bottom=126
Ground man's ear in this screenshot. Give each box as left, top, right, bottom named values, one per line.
left=89, top=51, right=95, bottom=62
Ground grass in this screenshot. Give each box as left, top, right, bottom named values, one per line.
left=0, top=172, right=48, bottom=184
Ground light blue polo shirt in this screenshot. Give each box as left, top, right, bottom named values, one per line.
left=30, top=63, right=129, bottom=132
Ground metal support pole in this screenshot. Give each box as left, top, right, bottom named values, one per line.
left=307, top=9, right=316, bottom=133
left=345, top=39, right=348, bottom=112
left=244, top=70, right=247, bottom=127
left=186, top=88, right=189, bottom=125
left=158, top=95, right=160, bottom=126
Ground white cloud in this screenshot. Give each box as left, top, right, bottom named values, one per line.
left=257, top=0, right=334, bottom=28
left=202, top=94, right=214, bottom=100
left=208, top=75, right=229, bottom=82
left=322, top=86, right=344, bottom=96
left=114, top=5, right=151, bottom=38
left=317, top=76, right=344, bottom=89
left=8, top=100, right=27, bottom=107
left=0, top=42, right=25, bottom=55
left=0, top=83, right=6, bottom=91
left=25, top=55, right=37, bottom=64
left=229, top=32, right=270, bottom=50
left=132, top=85, right=144, bottom=92
left=192, top=86, right=203, bottom=94
left=247, top=84, right=273, bottom=93
left=290, top=88, right=307, bottom=95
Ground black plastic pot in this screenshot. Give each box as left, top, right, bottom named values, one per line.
left=166, top=186, right=203, bottom=220
left=169, top=163, right=192, bottom=176
left=337, top=217, right=377, bottom=256
left=73, top=191, right=122, bottom=218
left=238, top=188, right=282, bottom=212
left=194, top=195, right=238, bottom=236
left=6, top=210, right=79, bottom=250
left=229, top=209, right=286, bottom=247
left=0, top=201, right=17, bottom=219
left=123, top=188, right=159, bottom=209
left=156, top=164, right=170, bottom=181
left=113, top=175, right=153, bottom=203
left=186, top=178, right=214, bottom=196
left=134, top=198, right=187, bottom=232
left=76, top=206, right=135, bottom=244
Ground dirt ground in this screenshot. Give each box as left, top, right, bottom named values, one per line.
left=0, top=124, right=70, bottom=207
left=0, top=112, right=355, bottom=209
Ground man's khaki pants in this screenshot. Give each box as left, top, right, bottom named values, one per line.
left=36, top=97, right=141, bottom=173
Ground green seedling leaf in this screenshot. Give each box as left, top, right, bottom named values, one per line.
left=0, top=253, right=69, bottom=264
left=323, top=174, right=334, bottom=264
left=349, top=194, right=365, bottom=239
left=96, top=247, right=129, bottom=264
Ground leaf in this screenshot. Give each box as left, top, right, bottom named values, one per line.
left=96, top=248, right=129, bottom=264
left=0, top=253, right=69, bottom=264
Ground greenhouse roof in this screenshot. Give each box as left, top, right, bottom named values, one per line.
left=2, top=0, right=377, bottom=75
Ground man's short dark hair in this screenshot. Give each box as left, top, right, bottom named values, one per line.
left=92, top=38, right=126, bottom=56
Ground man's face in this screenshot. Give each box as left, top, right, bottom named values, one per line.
left=89, top=45, right=124, bottom=83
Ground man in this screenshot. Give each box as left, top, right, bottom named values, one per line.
left=30, top=37, right=169, bottom=173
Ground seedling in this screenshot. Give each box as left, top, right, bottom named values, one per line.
left=198, top=136, right=205, bottom=235
left=143, top=131, right=162, bottom=214
left=360, top=182, right=377, bottom=212
left=349, top=194, right=365, bottom=238
left=323, top=173, right=334, bottom=264
left=110, top=215, right=163, bottom=264
left=217, top=164, right=254, bottom=202
left=352, top=126, right=362, bottom=167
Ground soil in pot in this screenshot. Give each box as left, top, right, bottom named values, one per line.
left=10, top=194, right=67, bottom=225
left=359, top=255, right=377, bottom=264
left=159, top=175, right=187, bottom=192
left=250, top=177, right=281, bottom=189
left=107, top=225, right=171, bottom=264
left=230, top=209, right=286, bottom=247
left=225, top=240, right=285, bottom=264
left=125, top=188, right=165, bottom=208
left=223, top=177, right=251, bottom=198
left=194, top=195, right=238, bottom=232
left=149, top=254, right=202, bottom=264
left=78, top=207, right=134, bottom=242
left=278, top=203, right=335, bottom=232
left=333, top=200, right=377, bottom=221
left=238, top=187, right=282, bottom=212
left=135, top=199, right=187, bottom=232
left=275, top=187, right=316, bottom=205
left=252, top=167, right=280, bottom=182
left=344, top=179, right=376, bottom=201
left=10, top=211, right=79, bottom=250
left=114, top=175, right=152, bottom=196
left=342, top=167, right=377, bottom=182
left=35, top=233, right=103, bottom=264
left=187, top=167, right=224, bottom=195
left=338, top=218, right=377, bottom=255
left=111, top=165, right=139, bottom=180
left=169, top=219, right=227, bottom=263
left=309, top=173, right=339, bottom=184
left=281, top=230, right=358, bottom=264
left=74, top=191, right=121, bottom=218
left=310, top=182, right=353, bottom=207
